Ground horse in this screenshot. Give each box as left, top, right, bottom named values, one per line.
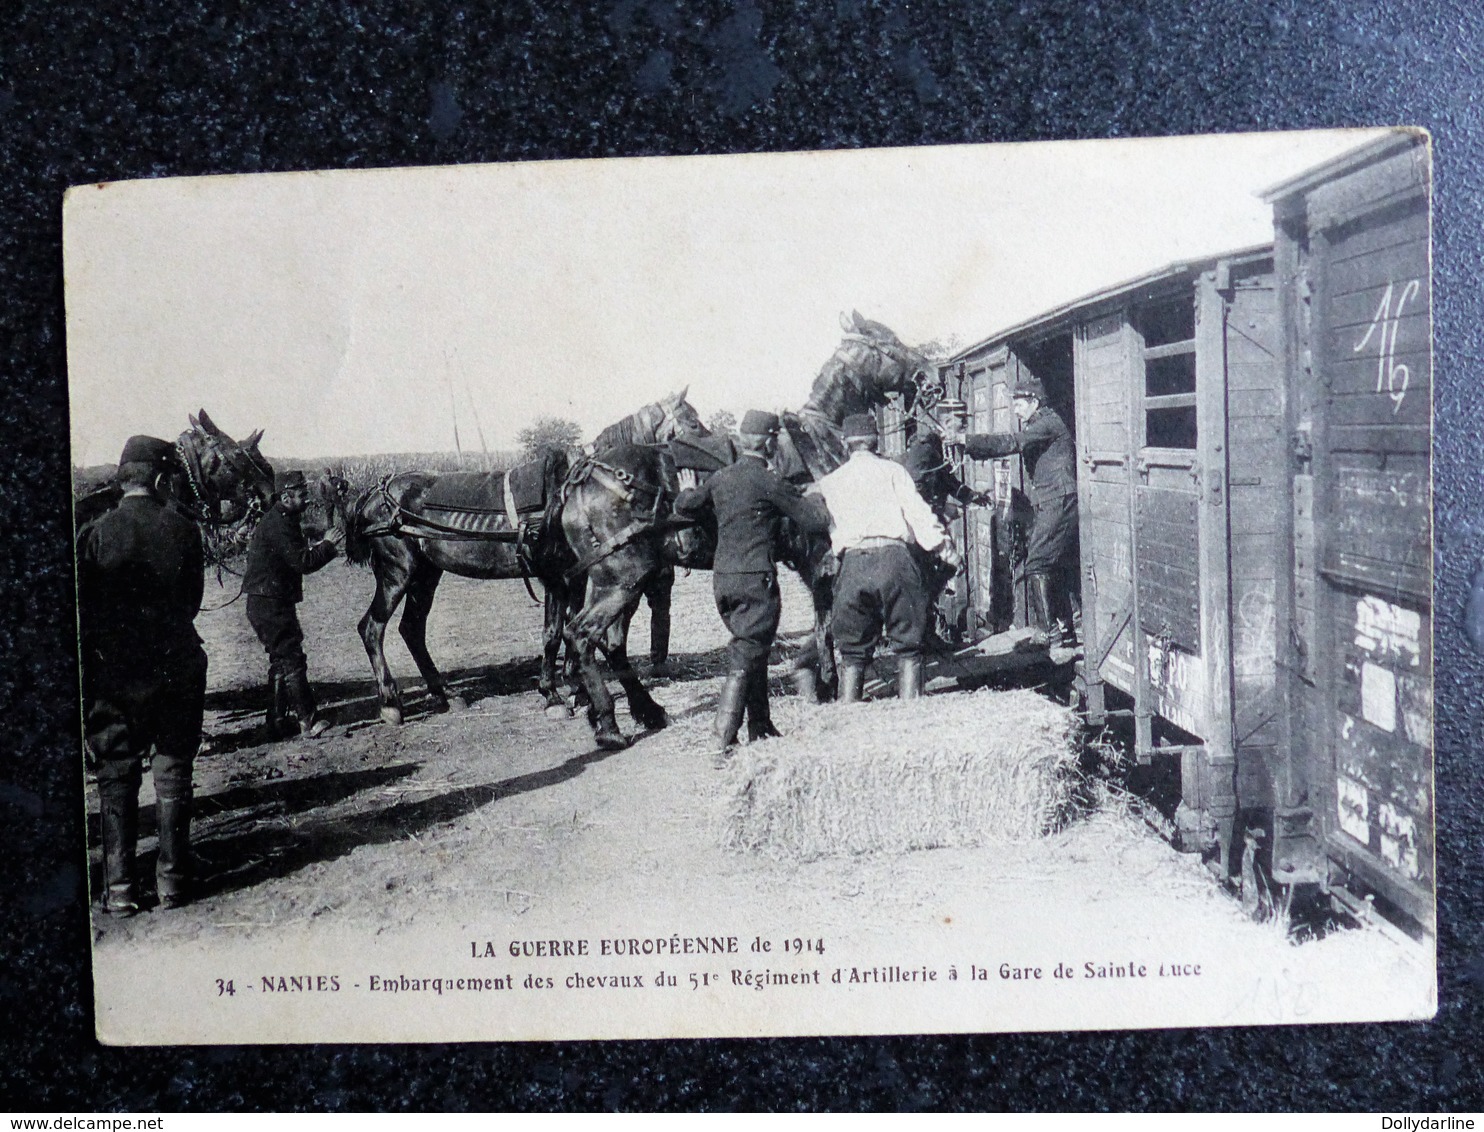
left=341, top=389, right=707, bottom=726
left=73, top=409, right=277, bottom=552
left=556, top=313, right=933, bottom=750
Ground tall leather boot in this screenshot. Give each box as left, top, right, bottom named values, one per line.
left=792, top=665, right=819, bottom=704
left=285, top=668, right=332, bottom=739
left=1019, top=574, right=1054, bottom=651
left=898, top=655, right=923, bottom=700
left=713, top=670, right=749, bottom=768
left=839, top=663, right=866, bottom=705
left=97, top=782, right=140, bottom=917
left=746, top=665, right=782, bottom=741
left=154, top=794, right=194, bottom=910
left=263, top=671, right=292, bottom=740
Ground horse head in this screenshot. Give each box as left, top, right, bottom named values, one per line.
left=810, top=314, right=933, bottom=423
left=654, top=386, right=711, bottom=444
left=177, top=408, right=276, bottom=525
left=297, top=469, right=351, bottom=541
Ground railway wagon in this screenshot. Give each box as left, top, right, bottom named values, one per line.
left=936, top=246, right=1285, bottom=877
left=1262, top=132, right=1433, bottom=932
left=922, top=132, right=1432, bottom=927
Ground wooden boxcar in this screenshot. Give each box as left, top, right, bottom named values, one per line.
left=923, top=132, right=1432, bottom=928
left=936, top=246, right=1285, bottom=876
left=1263, top=132, right=1433, bottom=931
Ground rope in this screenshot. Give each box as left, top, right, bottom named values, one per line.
left=200, top=577, right=248, bottom=613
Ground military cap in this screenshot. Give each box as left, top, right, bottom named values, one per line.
left=842, top=413, right=879, bottom=440
left=1012, top=375, right=1046, bottom=401
left=739, top=409, right=781, bottom=436
left=119, top=435, right=177, bottom=468
left=275, top=469, right=308, bottom=493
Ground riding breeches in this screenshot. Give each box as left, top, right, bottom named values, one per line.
left=85, top=647, right=207, bottom=799
left=713, top=570, right=782, bottom=670
left=832, top=542, right=929, bottom=663
left=246, top=595, right=309, bottom=677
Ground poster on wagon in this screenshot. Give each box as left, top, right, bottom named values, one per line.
left=65, top=128, right=1435, bottom=1044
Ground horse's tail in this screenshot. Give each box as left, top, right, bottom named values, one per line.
left=342, top=483, right=385, bottom=567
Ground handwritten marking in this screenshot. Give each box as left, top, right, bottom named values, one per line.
left=1352, top=279, right=1420, bottom=414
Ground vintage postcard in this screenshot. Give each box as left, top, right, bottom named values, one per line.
left=66, top=128, right=1435, bottom=1044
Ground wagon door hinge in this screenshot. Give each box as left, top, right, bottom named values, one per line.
left=1188, top=462, right=1209, bottom=503
left=1292, top=430, right=1313, bottom=474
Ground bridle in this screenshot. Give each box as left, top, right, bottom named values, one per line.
left=835, top=333, right=927, bottom=414
left=174, top=432, right=270, bottom=527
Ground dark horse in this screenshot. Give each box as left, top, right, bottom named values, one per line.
left=557, top=313, right=933, bottom=750
left=74, top=409, right=277, bottom=547
left=342, top=390, right=707, bottom=726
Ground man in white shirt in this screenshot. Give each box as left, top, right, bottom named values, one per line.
left=816, top=413, right=962, bottom=703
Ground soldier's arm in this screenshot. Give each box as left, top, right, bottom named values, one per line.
left=767, top=476, right=829, bottom=535
left=963, top=431, right=1019, bottom=461
left=890, top=465, right=949, bottom=554
left=75, top=529, right=102, bottom=646
left=672, top=476, right=713, bottom=519
left=296, top=537, right=339, bottom=575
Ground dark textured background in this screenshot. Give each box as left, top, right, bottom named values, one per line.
left=3, top=0, right=1482, bottom=1112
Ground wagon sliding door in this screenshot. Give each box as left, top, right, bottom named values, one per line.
left=1131, top=279, right=1237, bottom=864
left=961, top=349, right=1014, bottom=636
left=1286, top=139, right=1433, bottom=929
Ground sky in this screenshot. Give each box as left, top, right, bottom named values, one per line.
left=64, top=128, right=1392, bottom=466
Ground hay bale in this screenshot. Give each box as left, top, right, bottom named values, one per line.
left=723, top=689, right=1078, bottom=861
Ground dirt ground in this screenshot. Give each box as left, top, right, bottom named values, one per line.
left=87, top=560, right=1435, bottom=1032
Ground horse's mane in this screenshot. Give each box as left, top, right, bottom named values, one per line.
left=591, top=402, right=662, bottom=451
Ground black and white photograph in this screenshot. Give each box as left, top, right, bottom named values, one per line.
left=65, top=127, right=1434, bottom=1045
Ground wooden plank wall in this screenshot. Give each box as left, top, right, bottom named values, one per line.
left=1078, top=311, right=1136, bottom=698
left=1223, top=268, right=1283, bottom=809
left=1306, top=145, right=1433, bottom=921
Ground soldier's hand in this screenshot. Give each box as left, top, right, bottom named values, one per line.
left=937, top=541, right=962, bottom=571
left=326, top=527, right=347, bottom=552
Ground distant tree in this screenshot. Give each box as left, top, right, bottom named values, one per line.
left=917, top=333, right=965, bottom=363
left=516, top=417, right=582, bottom=458
left=707, top=409, right=738, bottom=436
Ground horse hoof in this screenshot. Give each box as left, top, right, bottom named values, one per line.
left=545, top=703, right=574, bottom=721
left=639, top=709, right=669, bottom=732
left=380, top=706, right=404, bottom=726
left=447, top=695, right=468, bottom=712
left=595, top=731, right=630, bottom=751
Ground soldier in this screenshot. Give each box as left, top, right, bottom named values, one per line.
left=674, top=410, right=829, bottom=764
left=816, top=413, right=961, bottom=703
left=946, top=375, right=1077, bottom=649
left=78, top=436, right=209, bottom=915
left=243, top=469, right=345, bottom=740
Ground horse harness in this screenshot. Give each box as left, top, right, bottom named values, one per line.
left=559, top=452, right=683, bottom=584
left=170, top=434, right=270, bottom=605
left=366, top=476, right=545, bottom=604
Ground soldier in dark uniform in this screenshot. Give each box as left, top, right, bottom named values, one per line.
left=674, top=410, right=829, bottom=764
left=243, top=469, right=345, bottom=739
left=78, top=436, right=209, bottom=915
left=948, top=375, right=1078, bottom=649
